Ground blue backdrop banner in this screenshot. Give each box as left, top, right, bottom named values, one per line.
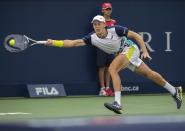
left=0, top=0, right=184, bottom=96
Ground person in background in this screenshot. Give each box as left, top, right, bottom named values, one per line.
left=97, top=3, right=116, bottom=96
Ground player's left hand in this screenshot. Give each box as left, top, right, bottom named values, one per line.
left=141, top=52, right=152, bottom=61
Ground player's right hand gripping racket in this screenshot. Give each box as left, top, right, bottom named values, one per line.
left=4, top=34, right=46, bottom=53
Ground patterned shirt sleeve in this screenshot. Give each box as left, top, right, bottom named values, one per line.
left=82, top=33, right=92, bottom=45
left=115, top=25, right=129, bottom=37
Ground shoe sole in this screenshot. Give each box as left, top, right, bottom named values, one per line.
left=104, top=103, right=122, bottom=114
left=179, top=86, right=183, bottom=100
left=177, top=86, right=183, bottom=109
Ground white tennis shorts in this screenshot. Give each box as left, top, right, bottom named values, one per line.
left=120, top=45, right=142, bottom=71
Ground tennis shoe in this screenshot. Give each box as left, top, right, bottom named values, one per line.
left=104, top=101, right=122, bottom=114
left=106, top=88, right=114, bottom=96
left=172, top=86, right=183, bottom=109
left=99, top=88, right=108, bottom=96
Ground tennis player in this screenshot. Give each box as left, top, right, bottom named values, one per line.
left=45, top=15, right=183, bottom=114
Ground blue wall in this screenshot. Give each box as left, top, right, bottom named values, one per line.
left=0, top=0, right=185, bottom=96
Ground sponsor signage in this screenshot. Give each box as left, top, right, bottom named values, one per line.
left=27, top=84, right=66, bottom=97
left=121, top=85, right=139, bottom=92
left=120, top=82, right=168, bottom=94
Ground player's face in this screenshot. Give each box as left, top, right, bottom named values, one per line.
left=92, top=21, right=106, bottom=35
left=102, top=8, right=112, bottom=16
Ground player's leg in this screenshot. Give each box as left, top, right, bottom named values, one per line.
left=134, top=62, right=166, bottom=86
left=109, top=54, right=129, bottom=94
left=134, top=62, right=183, bottom=109
left=104, top=54, right=130, bottom=114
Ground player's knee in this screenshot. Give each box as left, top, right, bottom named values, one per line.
left=108, top=65, right=117, bottom=74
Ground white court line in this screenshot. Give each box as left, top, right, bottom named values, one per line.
left=0, top=112, right=32, bottom=115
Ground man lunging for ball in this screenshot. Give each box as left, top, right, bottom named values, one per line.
left=45, top=15, right=183, bottom=114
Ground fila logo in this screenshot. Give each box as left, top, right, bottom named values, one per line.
left=35, top=87, right=59, bottom=96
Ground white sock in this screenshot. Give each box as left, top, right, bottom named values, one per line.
left=115, top=91, right=121, bottom=105
left=163, top=82, right=176, bottom=95
left=106, top=87, right=110, bottom=89
left=101, top=87, right=105, bottom=90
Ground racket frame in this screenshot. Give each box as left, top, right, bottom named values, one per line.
left=23, top=35, right=46, bottom=46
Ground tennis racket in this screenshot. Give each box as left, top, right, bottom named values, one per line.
left=4, top=34, right=46, bottom=53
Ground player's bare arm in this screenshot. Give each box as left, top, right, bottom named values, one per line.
left=127, top=30, right=152, bottom=60
left=46, top=39, right=86, bottom=47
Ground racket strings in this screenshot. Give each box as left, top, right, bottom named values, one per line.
left=4, top=34, right=29, bottom=52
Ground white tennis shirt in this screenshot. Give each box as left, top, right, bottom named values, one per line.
left=82, top=25, right=130, bottom=54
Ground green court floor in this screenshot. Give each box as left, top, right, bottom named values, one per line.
left=0, top=94, right=184, bottom=121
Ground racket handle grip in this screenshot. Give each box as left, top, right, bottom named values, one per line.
left=37, top=41, right=46, bottom=44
